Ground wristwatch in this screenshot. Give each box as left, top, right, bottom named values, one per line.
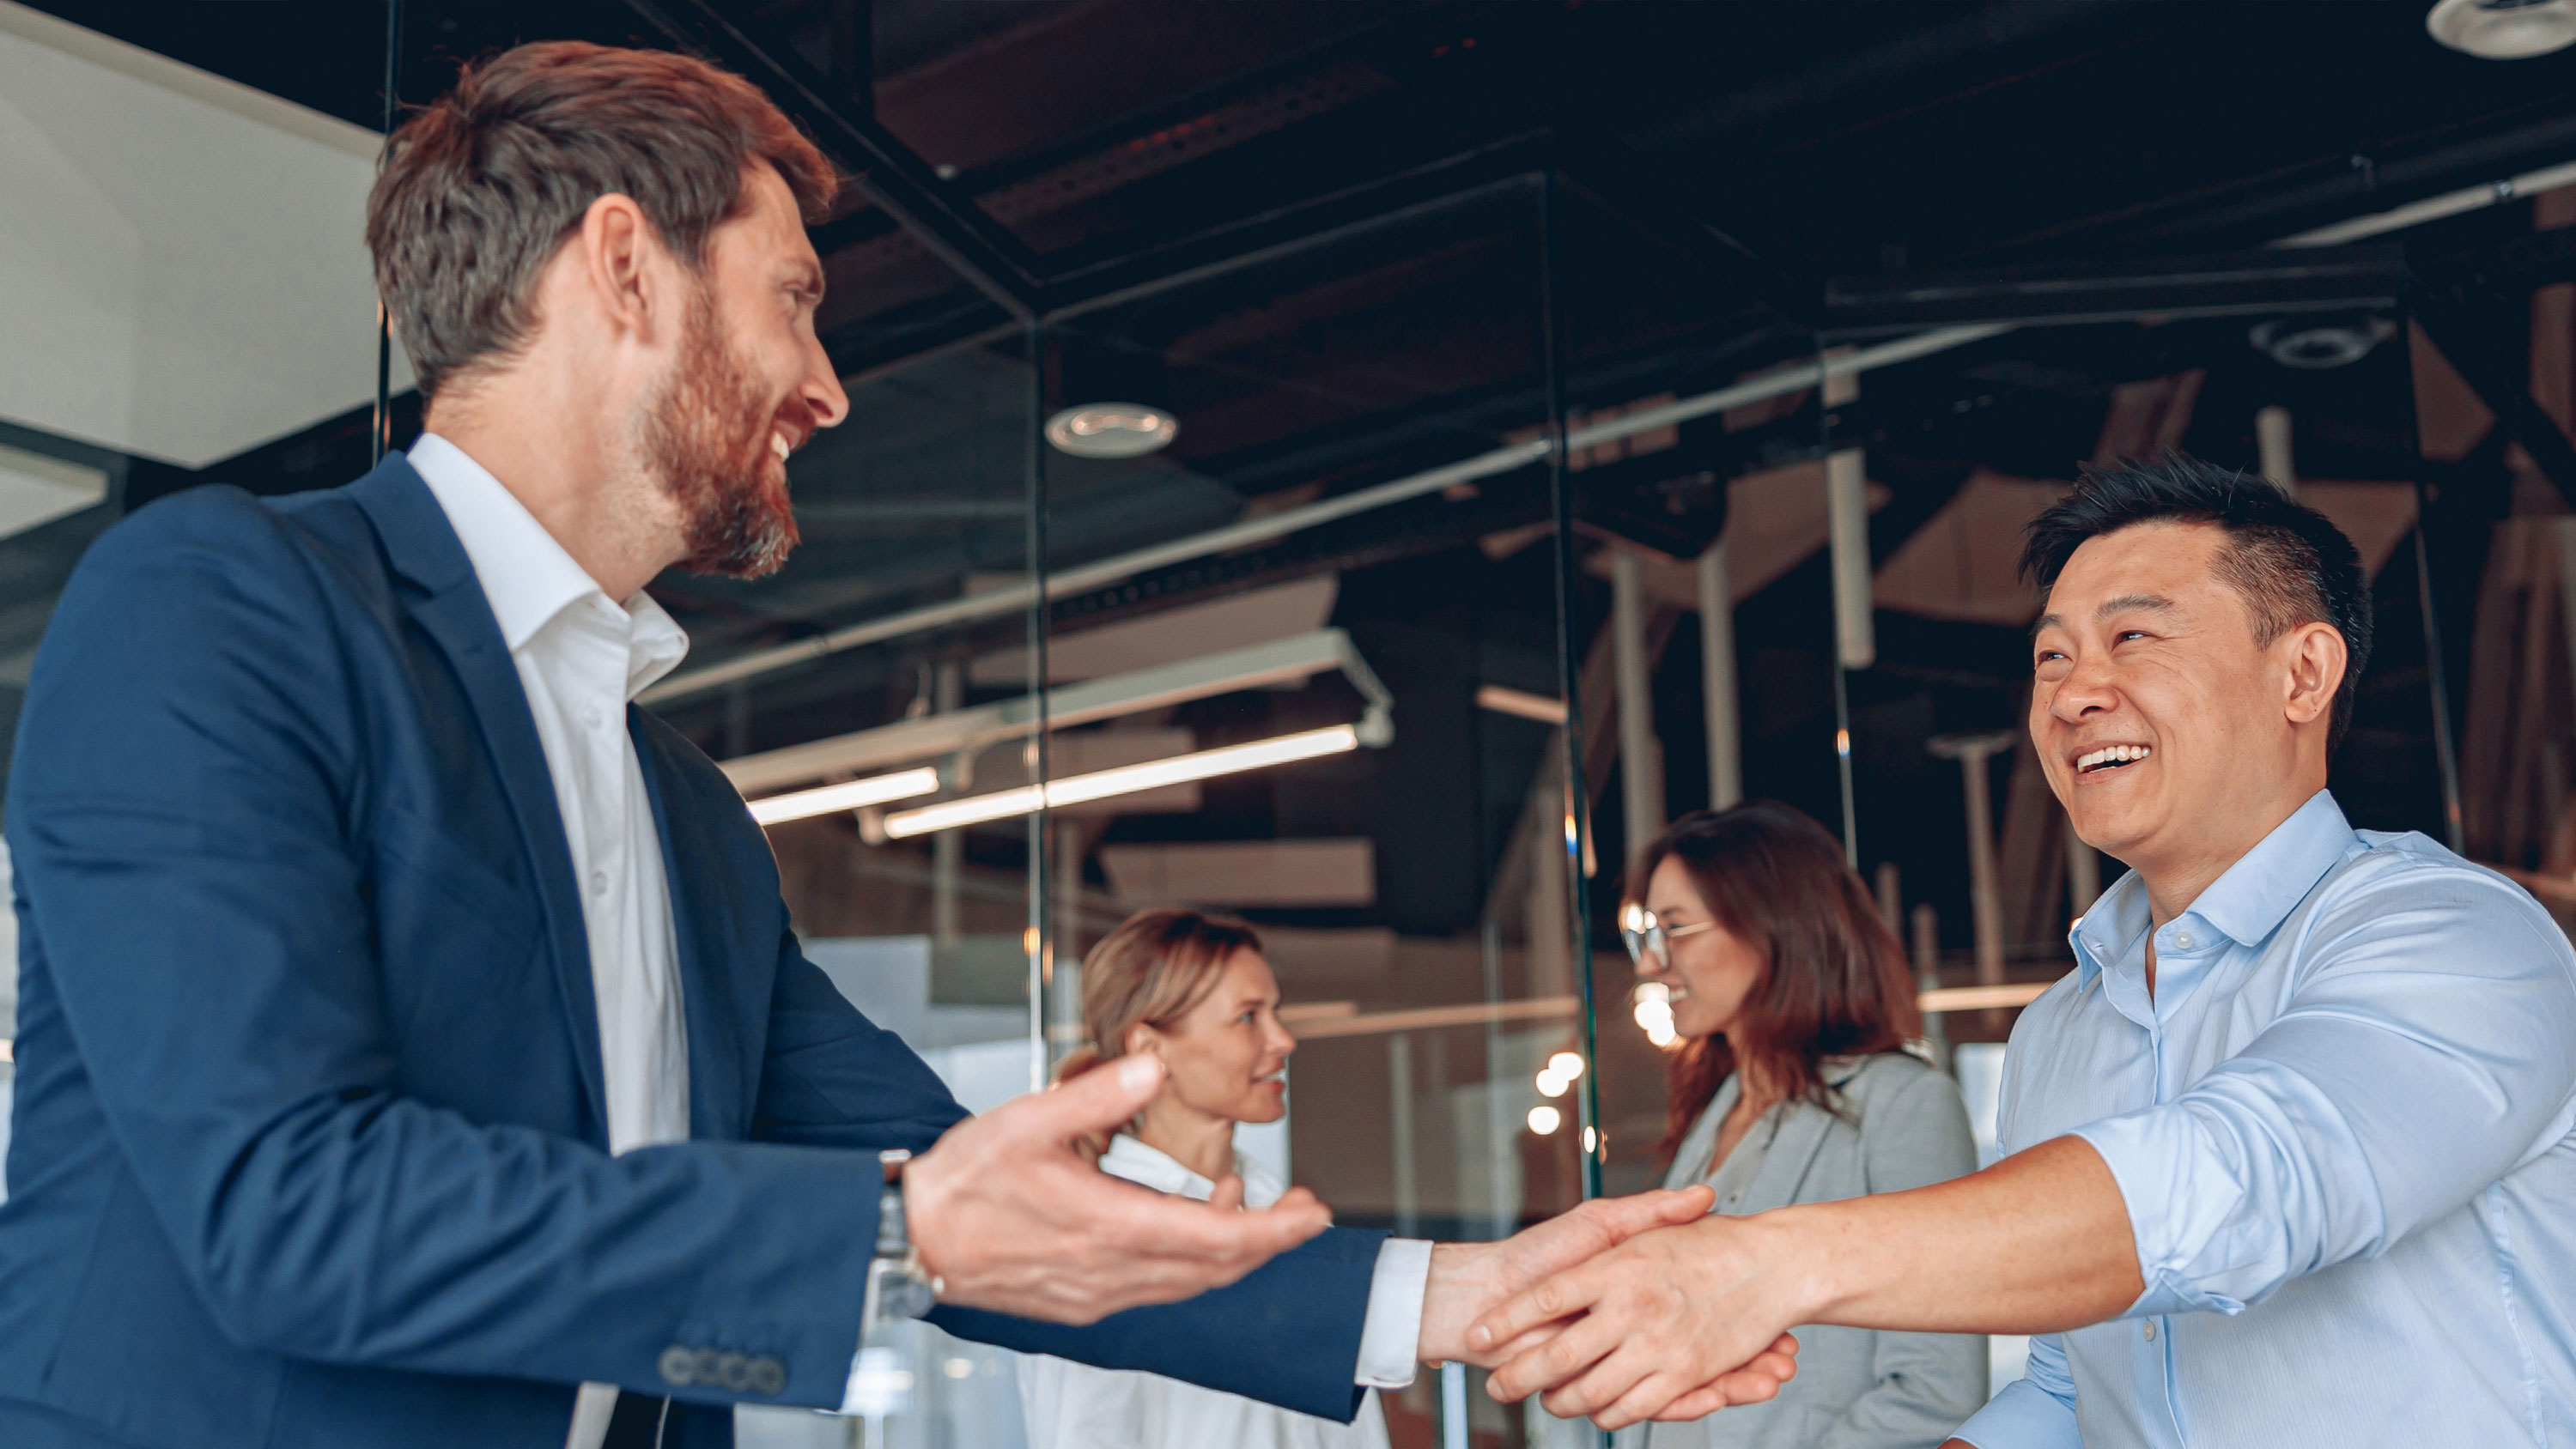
left=861, top=1149, right=943, bottom=1338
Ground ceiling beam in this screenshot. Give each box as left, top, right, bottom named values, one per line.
left=625, top=0, right=1046, bottom=318
left=1822, top=246, right=2409, bottom=334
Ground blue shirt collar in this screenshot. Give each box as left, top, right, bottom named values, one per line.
left=2070, top=790, right=2356, bottom=988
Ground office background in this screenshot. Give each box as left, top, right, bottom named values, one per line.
left=7, top=2, right=2576, bottom=1443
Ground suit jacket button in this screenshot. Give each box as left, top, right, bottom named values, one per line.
left=715, top=1352, right=751, bottom=1391
left=748, top=1357, right=787, bottom=1396
left=657, top=1346, right=696, bottom=1387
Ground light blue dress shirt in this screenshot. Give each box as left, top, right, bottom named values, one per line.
left=1953, top=791, right=2576, bottom=1449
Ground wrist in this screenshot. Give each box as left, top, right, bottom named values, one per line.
left=1742, top=1204, right=1843, bottom=1326
left=896, top=1147, right=951, bottom=1278
left=1417, top=1241, right=1488, bottom=1362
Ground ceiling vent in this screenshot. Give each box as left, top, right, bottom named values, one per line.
left=2427, top=0, right=2576, bottom=58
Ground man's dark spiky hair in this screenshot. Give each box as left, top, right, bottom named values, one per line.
left=2020, top=456, right=2373, bottom=749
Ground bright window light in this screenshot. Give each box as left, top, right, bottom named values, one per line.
left=1527, top=1106, right=1562, bottom=1136
left=747, top=766, right=942, bottom=826
left=883, top=724, right=1359, bottom=840
left=1548, top=1051, right=1586, bottom=1082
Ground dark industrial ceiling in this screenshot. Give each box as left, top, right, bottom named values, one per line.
left=9, top=1, right=2575, bottom=885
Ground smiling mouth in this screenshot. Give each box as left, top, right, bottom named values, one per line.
left=2075, top=744, right=2152, bottom=774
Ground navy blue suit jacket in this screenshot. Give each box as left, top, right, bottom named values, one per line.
left=0, top=458, right=1382, bottom=1449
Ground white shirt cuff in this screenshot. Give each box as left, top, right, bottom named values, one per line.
left=1353, top=1238, right=1432, bottom=1389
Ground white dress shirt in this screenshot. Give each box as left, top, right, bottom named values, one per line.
left=409, top=435, right=1432, bottom=1445
left=410, top=435, right=692, bottom=1449
left=1019, top=1136, right=1394, bottom=1449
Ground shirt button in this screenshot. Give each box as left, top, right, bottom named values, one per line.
left=583, top=705, right=605, bottom=730
left=589, top=870, right=608, bottom=896
left=2142, top=1321, right=2157, bottom=1342
left=2173, top=933, right=2194, bottom=949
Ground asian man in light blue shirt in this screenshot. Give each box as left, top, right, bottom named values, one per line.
left=1467, top=457, right=2576, bottom=1448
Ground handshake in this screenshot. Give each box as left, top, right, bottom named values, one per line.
left=903, top=1052, right=1806, bottom=1430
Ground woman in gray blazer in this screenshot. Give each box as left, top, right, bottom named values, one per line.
left=1615, top=803, right=1985, bottom=1449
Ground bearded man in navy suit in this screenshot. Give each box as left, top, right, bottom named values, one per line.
left=0, top=39, right=1793, bottom=1449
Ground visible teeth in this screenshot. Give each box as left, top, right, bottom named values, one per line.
left=2075, top=744, right=2152, bottom=772
left=770, top=432, right=790, bottom=461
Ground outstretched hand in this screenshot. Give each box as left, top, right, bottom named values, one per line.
left=1469, top=1213, right=1804, bottom=1428
left=903, top=1055, right=1332, bottom=1324
left=1418, top=1185, right=1724, bottom=1365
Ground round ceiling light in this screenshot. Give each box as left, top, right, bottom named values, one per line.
left=2249, top=316, right=2398, bottom=370
left=2427, top=0, right=2576, bottom=58
left=1044, top=403, right=1178, bottom=458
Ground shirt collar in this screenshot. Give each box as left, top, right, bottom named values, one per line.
left=2069, top=789, right=2356, bottom=986
left=1095, top=1132, right=1285, bottom=1207
left=406, top=433, right=690, bottom=700
left=1100, top=1134, right=1212, bottom=1201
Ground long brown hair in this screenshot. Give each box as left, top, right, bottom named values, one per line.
left=1634, top=803, right=1919, bottom=1163
left=1052, top=909, right=1267, bottom=1154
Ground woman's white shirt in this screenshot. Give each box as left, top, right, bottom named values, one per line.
left=1017, top=1135, right=1394, bottom=1449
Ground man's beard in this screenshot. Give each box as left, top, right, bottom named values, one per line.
left=640, top=294, right=805, bottom=579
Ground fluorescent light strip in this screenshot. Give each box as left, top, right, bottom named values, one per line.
left=747, top=766, right=942, bottom=826
left=884, top=724, right=1359, bottom=840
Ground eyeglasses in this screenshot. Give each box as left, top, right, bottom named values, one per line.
left=1619, top=906, right=1715, bottom=970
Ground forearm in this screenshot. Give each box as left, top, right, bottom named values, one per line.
left=932, top=1225, right=1385, bottom=1422
left=1769, top=1136, right=2142, bottom=1336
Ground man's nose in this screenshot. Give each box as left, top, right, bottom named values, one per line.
left=2050, top=655, right=2119, bottom=720
left=799, top=336, right=849, bottom=431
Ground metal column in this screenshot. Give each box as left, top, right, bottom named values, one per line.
left=1051, top=818, right=1085, bottom=1059
left=1697, top=542, right=1743, bottom=810
left=1824, top=366, right=1874, bottom=671
left=932, top=663, right=963, bottom=945
left=1613, top=550, right=1666, bottom=862
left=1911, top=902, right=1947, bottom=1067
left=1929, top=731, right=2016, bottom=991
left=2257, top=406, right=2299, bottom=497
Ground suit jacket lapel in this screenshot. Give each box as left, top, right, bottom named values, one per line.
left=1738, top=1100, right=1836, bottom=1213
left=349, top=457, right=610, bottom=1137
left=1736, top=1060, right=1868, bottom=1212
left=632, top=719, right=752, bottom=1141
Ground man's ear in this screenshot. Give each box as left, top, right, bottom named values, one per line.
left=2280, top=620, right=2348, bottom=728
left=571, top=192, right=663, bottom=341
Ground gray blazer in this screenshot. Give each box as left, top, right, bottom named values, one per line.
left=1620, top=1052, right=1986, bottom=1449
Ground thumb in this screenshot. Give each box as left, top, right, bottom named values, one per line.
left=1583, top=1185, right=1716, bottom=1243
left=1021, top=1053, right=1163, bottom=1146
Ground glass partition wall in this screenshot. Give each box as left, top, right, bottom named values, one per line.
left=0, top=5, right=2495, bottom=1447
left=1030, top=181, right=1579, bottom=1447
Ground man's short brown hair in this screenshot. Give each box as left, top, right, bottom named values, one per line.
left=366, top=41, right=836, bottom=397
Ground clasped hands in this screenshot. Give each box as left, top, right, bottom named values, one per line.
left=902, top=1052, right=1801, bottom=1428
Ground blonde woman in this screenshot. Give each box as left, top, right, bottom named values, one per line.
left=1018, top=908, right=1390, bottom=1449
